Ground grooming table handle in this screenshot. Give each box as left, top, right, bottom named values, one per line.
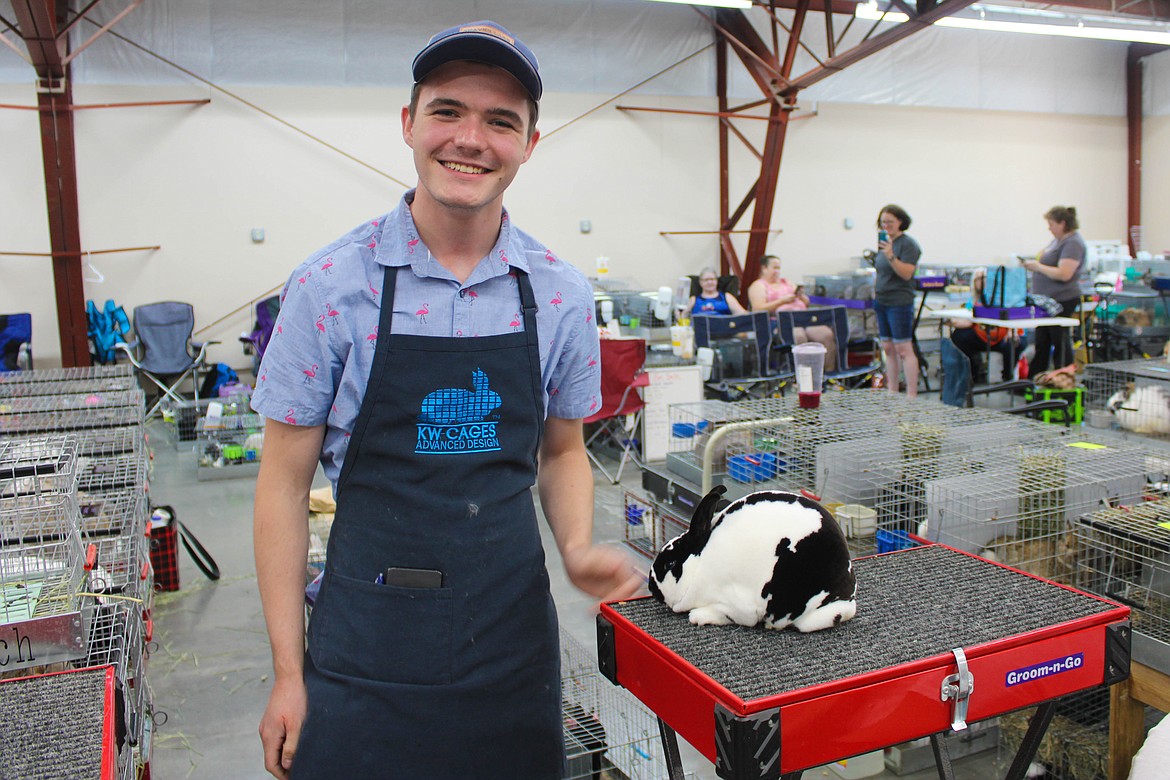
left=939, top=647, right=974, bottom=732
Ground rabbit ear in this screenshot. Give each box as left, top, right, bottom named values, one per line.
left=689, top=485, right=728, bottom=547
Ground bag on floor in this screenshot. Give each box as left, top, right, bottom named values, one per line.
left=149, top=505, right=221, bottom=592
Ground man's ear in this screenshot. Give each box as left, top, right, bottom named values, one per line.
left=520, top=129, right=540, bottom=164
left=402, top=105, right=414, bottom=147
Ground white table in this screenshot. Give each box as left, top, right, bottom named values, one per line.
left=925, top=307, right=1079, bottom=329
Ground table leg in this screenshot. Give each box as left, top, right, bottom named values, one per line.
left=913, top=293, right=931, bottom=392
left=929, top=733, right=957, bottom=780
left=657, top=717, right=686, bottom=780
left=1003, top=700, right=1056, bottom=780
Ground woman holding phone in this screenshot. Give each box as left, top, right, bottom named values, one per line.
left=748, top=254, right=836, bottom=371
left=874, top=204, right=922, bottom=397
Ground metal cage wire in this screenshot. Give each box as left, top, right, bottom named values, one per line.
left=1082, top=357, right=1170, bottom=437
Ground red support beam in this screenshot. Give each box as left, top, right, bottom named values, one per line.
left=12, top=0, right=90, bottom=366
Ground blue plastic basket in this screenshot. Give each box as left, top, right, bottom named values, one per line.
left=727, top=453, right=778, bottom=483
left=876, top=529, right=917, bottom=554
left=671, top=421, right=710, bottom=438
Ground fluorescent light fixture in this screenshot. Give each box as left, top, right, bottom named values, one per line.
left=646, top=0, right=754, bottom=9
left=854, top=1, right=1170, bottom=45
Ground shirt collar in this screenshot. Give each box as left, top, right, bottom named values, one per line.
left=376, top=190, right=531, bottom=280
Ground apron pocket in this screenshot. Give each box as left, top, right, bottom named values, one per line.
left=311, top=570, right=454, bottom=685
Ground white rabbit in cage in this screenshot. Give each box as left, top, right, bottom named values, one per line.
left=1107, top=382, right=1170, bottom=435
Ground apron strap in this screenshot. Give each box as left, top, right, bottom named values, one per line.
left=513, top=269, right=546, bottom=457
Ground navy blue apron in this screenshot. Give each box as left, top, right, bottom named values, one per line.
left=293, top=265, right=563, bottom=778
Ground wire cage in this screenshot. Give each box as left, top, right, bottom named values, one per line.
left=76, top=452, right=149, bottom=494
left=0, top=375, right=137, bottom=398
left=0, top=492, right=91, bottom=675
left=68, top=425, right=146, bottom=459
left=78, top=487, right=150, bottom=539
left=1082, top=357, right=1170, bottom=437
left=0, top=434, right=79, bottom=499
left=82, top=601, right=150, bottom=778
left=0, top=389, right=144, bottom=414
left=905, top=440, right=1156, bottom=585
left=0, top=364, right=133, bottom=385
left=623, top=490, right=659, bottom=560
left=0, top=398, right=145, bottom=435
left=1075, top=497, right=1170, bottom=657
left=196, top=412, right=265, bottom=480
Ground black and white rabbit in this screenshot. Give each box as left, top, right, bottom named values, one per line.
left=648, top=485, right=857, bottom=632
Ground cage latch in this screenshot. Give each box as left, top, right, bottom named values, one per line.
left=939, top=647, right=974, bottom=732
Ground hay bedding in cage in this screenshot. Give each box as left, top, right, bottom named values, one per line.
left=982, top=533, right=1080, bottom=586
left=999, top=709, right=1108, bottom=780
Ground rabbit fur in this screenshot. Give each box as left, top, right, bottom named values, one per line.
left=648, top=485, right=857, bottom=632
left=1107, top=382, right=1170, bottom=435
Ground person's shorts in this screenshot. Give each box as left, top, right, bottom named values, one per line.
left=873, top=301, right=914, bottom=343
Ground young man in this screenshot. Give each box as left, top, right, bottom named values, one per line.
left=252, top=21, right=642, bottom=779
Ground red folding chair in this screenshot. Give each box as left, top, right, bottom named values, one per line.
left=584, top=338, right=649, bottom=484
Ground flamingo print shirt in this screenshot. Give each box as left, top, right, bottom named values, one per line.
left=251, top=190, right=601, bottom=487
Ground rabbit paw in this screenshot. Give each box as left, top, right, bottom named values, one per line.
left=688, top=606, right=734, bottom=626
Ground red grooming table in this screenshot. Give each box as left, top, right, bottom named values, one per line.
left=598, top=544, right=1131, bottom=780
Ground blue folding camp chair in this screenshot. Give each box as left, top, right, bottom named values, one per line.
left=775, top=306, right=882, bottom=389
left=117, top=302, right=214, bottom=420
left=0, top=313, right=32, bottom=372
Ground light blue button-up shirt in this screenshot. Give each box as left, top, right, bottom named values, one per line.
left=251, top=191, right=602, bottom=487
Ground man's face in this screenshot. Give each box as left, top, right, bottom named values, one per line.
left=403, top=61, right=540, bottom=216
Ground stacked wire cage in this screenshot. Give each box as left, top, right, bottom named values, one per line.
left=560, top=629, right=690, bottom=780
left=195, top=411, right=266, bottom=480
left=0, top=435, right=92, bottom=676
left=0, top=366, right=154, bottom=779
left=873, top=438, right=1157, bottom=586
left=0, top=363, right=134, bottom=386
left=1082, top=357, right=1170, bottom=437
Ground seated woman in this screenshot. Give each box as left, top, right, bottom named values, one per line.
left=746, top=254, right=837, bottom=371
left=949, top=268, right=1018, bottom=384
left=688, top=267, right=747, bottom=316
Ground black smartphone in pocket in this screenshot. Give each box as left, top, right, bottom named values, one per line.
left=383, top=567, right=443, bottom=588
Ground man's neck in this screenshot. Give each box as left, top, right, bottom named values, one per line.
left=409, top=193, right=504, bottom=284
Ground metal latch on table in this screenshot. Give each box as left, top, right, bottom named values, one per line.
left=939, top=647, right=974, bottom=732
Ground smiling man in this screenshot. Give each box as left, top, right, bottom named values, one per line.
left=251, top=21, right=642, bottom=780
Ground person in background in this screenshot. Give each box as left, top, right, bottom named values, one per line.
left=251, top=21, right=641, bottom=780
left=688, top=266, right=747, bottom=316
left=949, top=269, right=1017, bottom=384
left=873, top=204, right=922, bottom=398
left=1023, top=205, right=1086, bottom=375
left=747, top=254, right=837, bottom=371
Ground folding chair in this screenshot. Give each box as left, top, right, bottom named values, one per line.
left=0, top=313, right=32, bottom=372
left=117, top=302, right=214, bottom=420
left=692, top=312, right=790, bottom=400
left=239, top=294, right=281, bottom=376
left=775, top=306, right=881, bottom=389
left=584, top=338, right=650, bottom=484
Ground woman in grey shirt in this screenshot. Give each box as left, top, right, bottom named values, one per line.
left=874, top=204, right=922, bottom=398
left=1023, top=205, right=1086, bottom=374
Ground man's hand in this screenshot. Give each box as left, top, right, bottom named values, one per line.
left=563, top=544, right=644, bottom=602
left=259, top=676, right=308, bottom=779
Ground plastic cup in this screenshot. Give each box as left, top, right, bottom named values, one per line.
left=793, top=342, right=826, bottom=408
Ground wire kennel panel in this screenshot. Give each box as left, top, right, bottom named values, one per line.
left=0, top=492, right=91, bottom=674
left=0, top=389, right=144, bottom=414
left=623, top=490, right=659, bottom=560
left=0, top=399, right=145, bottom=435
left=817, top=416, right=1064, bottom=508
left=66, top=426, right=145, bottom=459
left=0, top=435, right=79, bottom=499
left=918, top=442, right=1150, bottom=584
left=562, top=669, right=678, bottom=780
left=82, top=601, right=150, bottom=770
left=0, top=363, right=133, bottom=385
left=78, top=487, right=150, bottom=539
left=0, top=375, right=137, bottom=398
left=77, top=453, right=149, bottom=494
left=1076, top=497, right=1170, bottom=666
left=1082, top=358, right=1170, bottom=437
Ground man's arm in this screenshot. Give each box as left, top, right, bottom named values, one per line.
left=255, top=419, right=326, bottom=779
left=537, top=416, right=642, bottom=601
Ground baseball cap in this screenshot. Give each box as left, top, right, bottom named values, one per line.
left=412, top=21, right=542, bottom=102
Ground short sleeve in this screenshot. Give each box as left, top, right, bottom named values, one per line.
left=250, top=269, right=341, bottom=427
left=546, top=315, right=602, bottom=420
left=901, top=236, right=922, bottom=267
left=1062, top=237, right=1087, bottom=264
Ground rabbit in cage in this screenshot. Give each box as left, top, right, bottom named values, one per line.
left=1107, top=382, right=1170, bottom=435
left=648, top=485, right=856, bottom=632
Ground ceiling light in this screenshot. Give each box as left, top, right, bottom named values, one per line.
left=646, top=0, right=755, bottom=9
left=854, top=0, right=1170, bottom=45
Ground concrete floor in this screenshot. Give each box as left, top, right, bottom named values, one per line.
left=145, top=417, right=1017, bottom=780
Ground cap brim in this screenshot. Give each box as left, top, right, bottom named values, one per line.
left=413, top=34, right=542, bottom=101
